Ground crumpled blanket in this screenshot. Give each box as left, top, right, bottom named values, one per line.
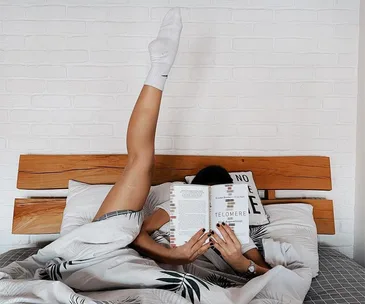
left=0, top=211, right=312, bottom=304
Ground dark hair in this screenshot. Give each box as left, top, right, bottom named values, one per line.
left=191, top=165, right=233, bottom=185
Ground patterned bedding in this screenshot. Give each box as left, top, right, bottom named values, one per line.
left=304, top=247, right=365, bottom=303
left=1, top=245, right=364, bottom=303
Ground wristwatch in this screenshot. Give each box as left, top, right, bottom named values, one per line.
left=246, top=260, right=257, bottom=275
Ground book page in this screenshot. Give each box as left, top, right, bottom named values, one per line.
left=210, top=184, right=249, bottom=245
left=170, top=184, right=210, bottom=247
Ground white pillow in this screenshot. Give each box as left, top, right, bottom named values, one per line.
left=60, top=180, right=173, bottom=236
left=250, top=203, right=319, bottom=278
left=185, top=171, right=269, bottom=226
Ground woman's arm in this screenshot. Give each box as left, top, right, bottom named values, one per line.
left=131, top=208, right=172, bottom=263
left=244, top=248, right=270, bottom=269
left=141, top=208, right=170, bottom=235
left=232, top=255, right=269, bottom=276
left=131, top=208, right=210, bottom=265
left=210, top=223, right=270, bottom=276
left=131, top=229, right=174, bottom=263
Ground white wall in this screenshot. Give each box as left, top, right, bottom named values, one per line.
left=0, top=0, right=360, bottom=256
left=354, top=0, right=365, bottom=266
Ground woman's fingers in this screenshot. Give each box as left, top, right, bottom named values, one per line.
left=216, top=222, right=234, bottom=246
left=209, top=233, right=228, bottom=256
left=210, top=241, right=226, bottom=257
left=191, top=232, right=210, bottom=253
left=210, top=230, right=225, bottom=246
left=191, top=242, right=210, bottom=260
left=187, top=228, right=206, bottom=247
left=221, top=222, right=241, bottom=248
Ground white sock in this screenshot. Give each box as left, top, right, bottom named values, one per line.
left=145, top=8, right=183, bottom=91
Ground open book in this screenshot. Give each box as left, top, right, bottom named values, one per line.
left=169, top=183, right=249, bottom=247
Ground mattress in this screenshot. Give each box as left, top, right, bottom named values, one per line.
left=0, top=247, right=39, bottom=268
left=304, top=246, right=365, bottom=303
left=1, top=246, right=364, bottom=303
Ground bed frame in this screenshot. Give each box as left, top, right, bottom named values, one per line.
left=12, top=154, right=335, bottom=235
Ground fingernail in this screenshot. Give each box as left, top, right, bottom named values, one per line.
left=202, top=228, right=206, bottom=232
left=216, top=223, right=220, bottom=227
left=208, top=233, right=211, bottom=237
left=222, top=222, right=226, bottom=226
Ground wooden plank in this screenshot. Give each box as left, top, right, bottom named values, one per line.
left=263, top=199, right=335, bottom=235
left=17, top=155, right=332, bottom=190
left=12, top=198, right=65, bottom=234
left=13, top=198, right=335, bottom=235
left=265, top=190, right=276, bottom=200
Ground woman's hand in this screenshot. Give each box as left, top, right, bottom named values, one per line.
left=210, top=222, right=251, bottom=273
left=168, top=228, right=211, bottom=265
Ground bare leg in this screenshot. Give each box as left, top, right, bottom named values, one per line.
left=93, top=8, right=182, bottom=219
left=94, top=86, right=162, bottom=219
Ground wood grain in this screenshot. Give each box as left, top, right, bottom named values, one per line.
left=17, top=154, right=332, bottom=190
left=12, top=198, right=65, bottom=234
left=12, top=198, right=334, bottom=235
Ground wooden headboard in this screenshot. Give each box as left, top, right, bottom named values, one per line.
left=13, top=154, right=334, bottom=235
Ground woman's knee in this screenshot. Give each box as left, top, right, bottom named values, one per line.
left=128, top=153, right=155, bottom=174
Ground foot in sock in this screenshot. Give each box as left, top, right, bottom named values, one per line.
left=145, top=8, right=183, bottom=91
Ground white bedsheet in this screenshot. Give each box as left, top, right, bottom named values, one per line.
left=0, top=211, right=312, bottom=304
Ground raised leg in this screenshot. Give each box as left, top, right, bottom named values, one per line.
left=93, top=8, right=182, bottom=220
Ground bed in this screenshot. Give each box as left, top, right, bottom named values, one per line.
left=3, top=154, right=365, bottom=303
left=1, top=245, right=364, bottom=303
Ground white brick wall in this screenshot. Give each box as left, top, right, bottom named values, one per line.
left=354, top=0, right=365, bottom=266
left=0, top=0, right=360, bottom=256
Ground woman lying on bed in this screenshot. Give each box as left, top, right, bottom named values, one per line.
left=0, top=8, right=312, bottom=304
left=131, top=165, right=271, bottom=278
left=86, top=7, right=311, bottom=299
